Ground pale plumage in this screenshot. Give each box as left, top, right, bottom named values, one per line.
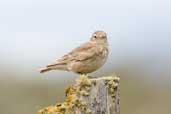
left=40, top=31, right=109, bottom=74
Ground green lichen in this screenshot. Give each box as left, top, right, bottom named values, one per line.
left=105, top=76, right=120, bottom=97
left=71, top=98, right=91, bottom=114
left=76, top=74, right=92, bottom=96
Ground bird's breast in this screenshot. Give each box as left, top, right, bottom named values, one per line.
left=69, top=46, right=109, bottom=74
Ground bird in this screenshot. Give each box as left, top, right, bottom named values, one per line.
left=40, top=31, right=109, bottom=75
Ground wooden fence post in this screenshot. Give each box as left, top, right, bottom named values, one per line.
left=38, top=75, right=120, bottom=114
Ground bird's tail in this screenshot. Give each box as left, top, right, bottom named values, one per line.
left=40, top=67, right=51, bottom=73
left=39, top=63, right=68, bottom=73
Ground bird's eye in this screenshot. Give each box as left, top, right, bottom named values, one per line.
left=94, top=35, right=97, bottom=38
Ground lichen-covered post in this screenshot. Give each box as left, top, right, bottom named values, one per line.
left=38, top=75, right=120, bottom=114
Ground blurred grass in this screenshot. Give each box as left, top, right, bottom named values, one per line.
left=121, top=75, right=171, bottom=114
left=0, top=72, right=171, bottom=114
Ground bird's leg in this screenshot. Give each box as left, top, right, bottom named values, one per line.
left=84, top=74, right=97, bottom=79
left=78, top=73, right=96, bottom=79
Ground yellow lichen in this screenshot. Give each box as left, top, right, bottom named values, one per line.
left=65, top=86, right=76, bottom=96
left=38, top=75, right=92, bottom=114
left=76, top=74, right=92, bottom=97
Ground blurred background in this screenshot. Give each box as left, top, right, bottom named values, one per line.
left=0, top=0, right=171, bottom=114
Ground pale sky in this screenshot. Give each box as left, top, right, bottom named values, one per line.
left=0, top=0, right=171, bottom=83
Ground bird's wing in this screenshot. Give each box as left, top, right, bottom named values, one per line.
left=57, top=42, right=98, bottom=63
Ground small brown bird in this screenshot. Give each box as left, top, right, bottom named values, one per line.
left=40, top=31, right=109, bottom=75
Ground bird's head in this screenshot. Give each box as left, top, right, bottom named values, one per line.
left=90, top=31, right=108, bottom=44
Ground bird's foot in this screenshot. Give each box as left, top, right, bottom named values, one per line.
left=79, top=74, right=97, bottom=79
left=79, top=74, right=88, bottom=77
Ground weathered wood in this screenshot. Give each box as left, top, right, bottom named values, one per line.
left=38, top=75, right=120, bottom=114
